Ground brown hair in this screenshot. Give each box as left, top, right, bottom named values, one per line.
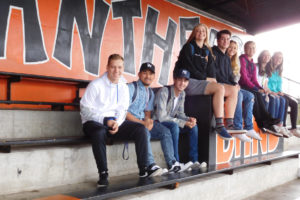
left=266, top=52, right=283, bottom=77
left=107, top=54, right=124, bottom=66
left=257, top=50, right=270, bottom=76
left=217, top=29, right=232, bottom=40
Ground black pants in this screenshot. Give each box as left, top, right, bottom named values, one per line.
left=244, top=89, right=276, bottom=128
left=283, top=94, right=299, bottom=129
left=83, top=120, right=148, bottom=174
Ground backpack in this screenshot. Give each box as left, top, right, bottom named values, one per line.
left=130, top=81, right=153, bottom=104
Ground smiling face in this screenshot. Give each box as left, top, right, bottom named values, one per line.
left=194, top=25, right=207, bottom=42
left=106, top=58, right=124, bottom=83
left=217, top=33, right=231, bottom=52
left=244, top=42, right=256, bottom=58
left=227, top=41, right=238, bottom=57
left=174, top=77, right=189, bottom=93
left=138, top=70, right=155, bottom=87
left=261, top=51, right=271, bottom=64
left=273, top=52, right=283, bottom=67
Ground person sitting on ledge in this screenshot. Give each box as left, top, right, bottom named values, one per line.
left=174, top=23, right=238, bottom=141
left=153, top=68, right=206, bottom=169
left=127, top=62, right=191, bottom=174
left=80, top=54, right=149, bottom=187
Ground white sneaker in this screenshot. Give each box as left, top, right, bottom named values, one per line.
left=200, top=162, right=207, bottom=168
left=233, top=133, right=252, bottom=142
left=190, top=161, right=201, bottom=170
left=161, top=168, right=169, bottom=175
left=246, top=129, right=262, bottom=141
left=179, top=161, right=193, bottom=172
left=279, top=126, right=291, bottom=138
left=282, top=127, right=293, bottom=137
left=290, top=129, right=300, bottom=138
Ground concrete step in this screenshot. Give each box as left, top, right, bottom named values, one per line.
left=0, top=156, right=298, bottom=200
left=0, top=141, right=166, bottom=195
left=0, top=110, right=83, bottom=139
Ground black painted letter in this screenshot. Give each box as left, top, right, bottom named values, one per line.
left=0, top=0, right=47, bottom=63
left=141, top=7, right=177, bottom=85
left=53, top=0, right=109, bottom=75
left=112, top=0, right=141, bottom=75
left=179, top=17, right=200, bottom=48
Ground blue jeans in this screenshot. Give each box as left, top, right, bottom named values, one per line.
left=161, top=121, right=198, bottom=162
left=268, top=95, right=286, bottom=123
left=146, top=121, right=176, bottom=167
left=234, top=89, right=255, bottom=130
left=268, top=95, right=278, bottom=119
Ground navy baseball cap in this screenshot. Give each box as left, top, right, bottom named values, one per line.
left=139, top=62, right=155, bottom=73
left=174, top=68, right=190, bottom=80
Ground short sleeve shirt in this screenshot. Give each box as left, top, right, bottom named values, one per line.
left=128, top=80, right=154, bottom=120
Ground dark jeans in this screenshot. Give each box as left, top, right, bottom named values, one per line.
left=83, top=120, right=148, bottom=174
left=283, top=94, right=299, bottom=129
left=244, top=89, right=276, bottom=128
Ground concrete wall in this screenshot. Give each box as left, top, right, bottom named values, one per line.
left=0, top=142, right=166, bottom=195
left=0, top=110, right=83, bottom=138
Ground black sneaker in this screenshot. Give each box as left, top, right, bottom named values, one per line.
left=97, top=171, right=108, bottom=187
left=139, top=167, right=148, bottom=178
left=147, top=163, right=163, bottom=177
left=168, top=160, right=181, bottom=173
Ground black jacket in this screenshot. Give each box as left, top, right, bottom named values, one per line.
left=174, top=40, right=216, bottom=80
left=212, top=46, right=236, bottom=85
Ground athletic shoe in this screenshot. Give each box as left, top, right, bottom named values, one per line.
left=190, top=161, right=201, bottom=170
left=168, top=161, right=181, bottom=173
left=263, top=125, right=283, bottom=137
left=179, top=161, right=193, bottom=172
left=200, top=162, right=207, bottom=168
left=161, top=168, right=169, bottom=175
left=216, top=126, right=233, bottom=140
left=246, top=129, right=262, bottom=141
left=139, top=167, right=148, bottom=178
left=290, top=129, right=300, bottom=138
left=278, top=126, right=291, bottom=138
left=233, top=133, right=252, bottom=142
left=147, top=163, right=163, bottom=177
left=190, top=161, right=207, bottom=170
left=281, top=127, right=293, bottom=137
left=97, top=171, right=109, bottom=187
left=225, top=126, right=247, bottom=134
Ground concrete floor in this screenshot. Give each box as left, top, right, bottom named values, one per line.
left=244, top=178, right=300, bottom=200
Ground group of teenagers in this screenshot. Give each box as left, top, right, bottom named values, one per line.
left=79, top=23, right=299, bottom=186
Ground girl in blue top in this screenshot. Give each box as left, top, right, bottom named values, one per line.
left=266, top=52, right=299, bottom=137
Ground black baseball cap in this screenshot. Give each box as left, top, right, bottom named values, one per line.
left=139, top=62, right=155, bottom=73
left=174, top=68, right=190, bottom=80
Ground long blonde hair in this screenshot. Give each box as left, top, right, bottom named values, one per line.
left=227, top=40, right=240, bottom=76
left=186, top=23, right=213, bottom=56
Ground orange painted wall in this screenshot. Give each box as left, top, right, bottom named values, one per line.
left=0, top=0, right=247, bottom=109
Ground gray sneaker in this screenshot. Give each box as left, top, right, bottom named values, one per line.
left=226, top=126, right=247, bottom=134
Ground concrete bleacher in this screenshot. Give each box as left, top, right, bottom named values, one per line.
left=0, top=108, right=299, bottom=199
left=0, top=109, right=167, bottom=195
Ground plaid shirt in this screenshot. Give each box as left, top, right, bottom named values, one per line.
left=153, top=85, right=189, bottom=128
